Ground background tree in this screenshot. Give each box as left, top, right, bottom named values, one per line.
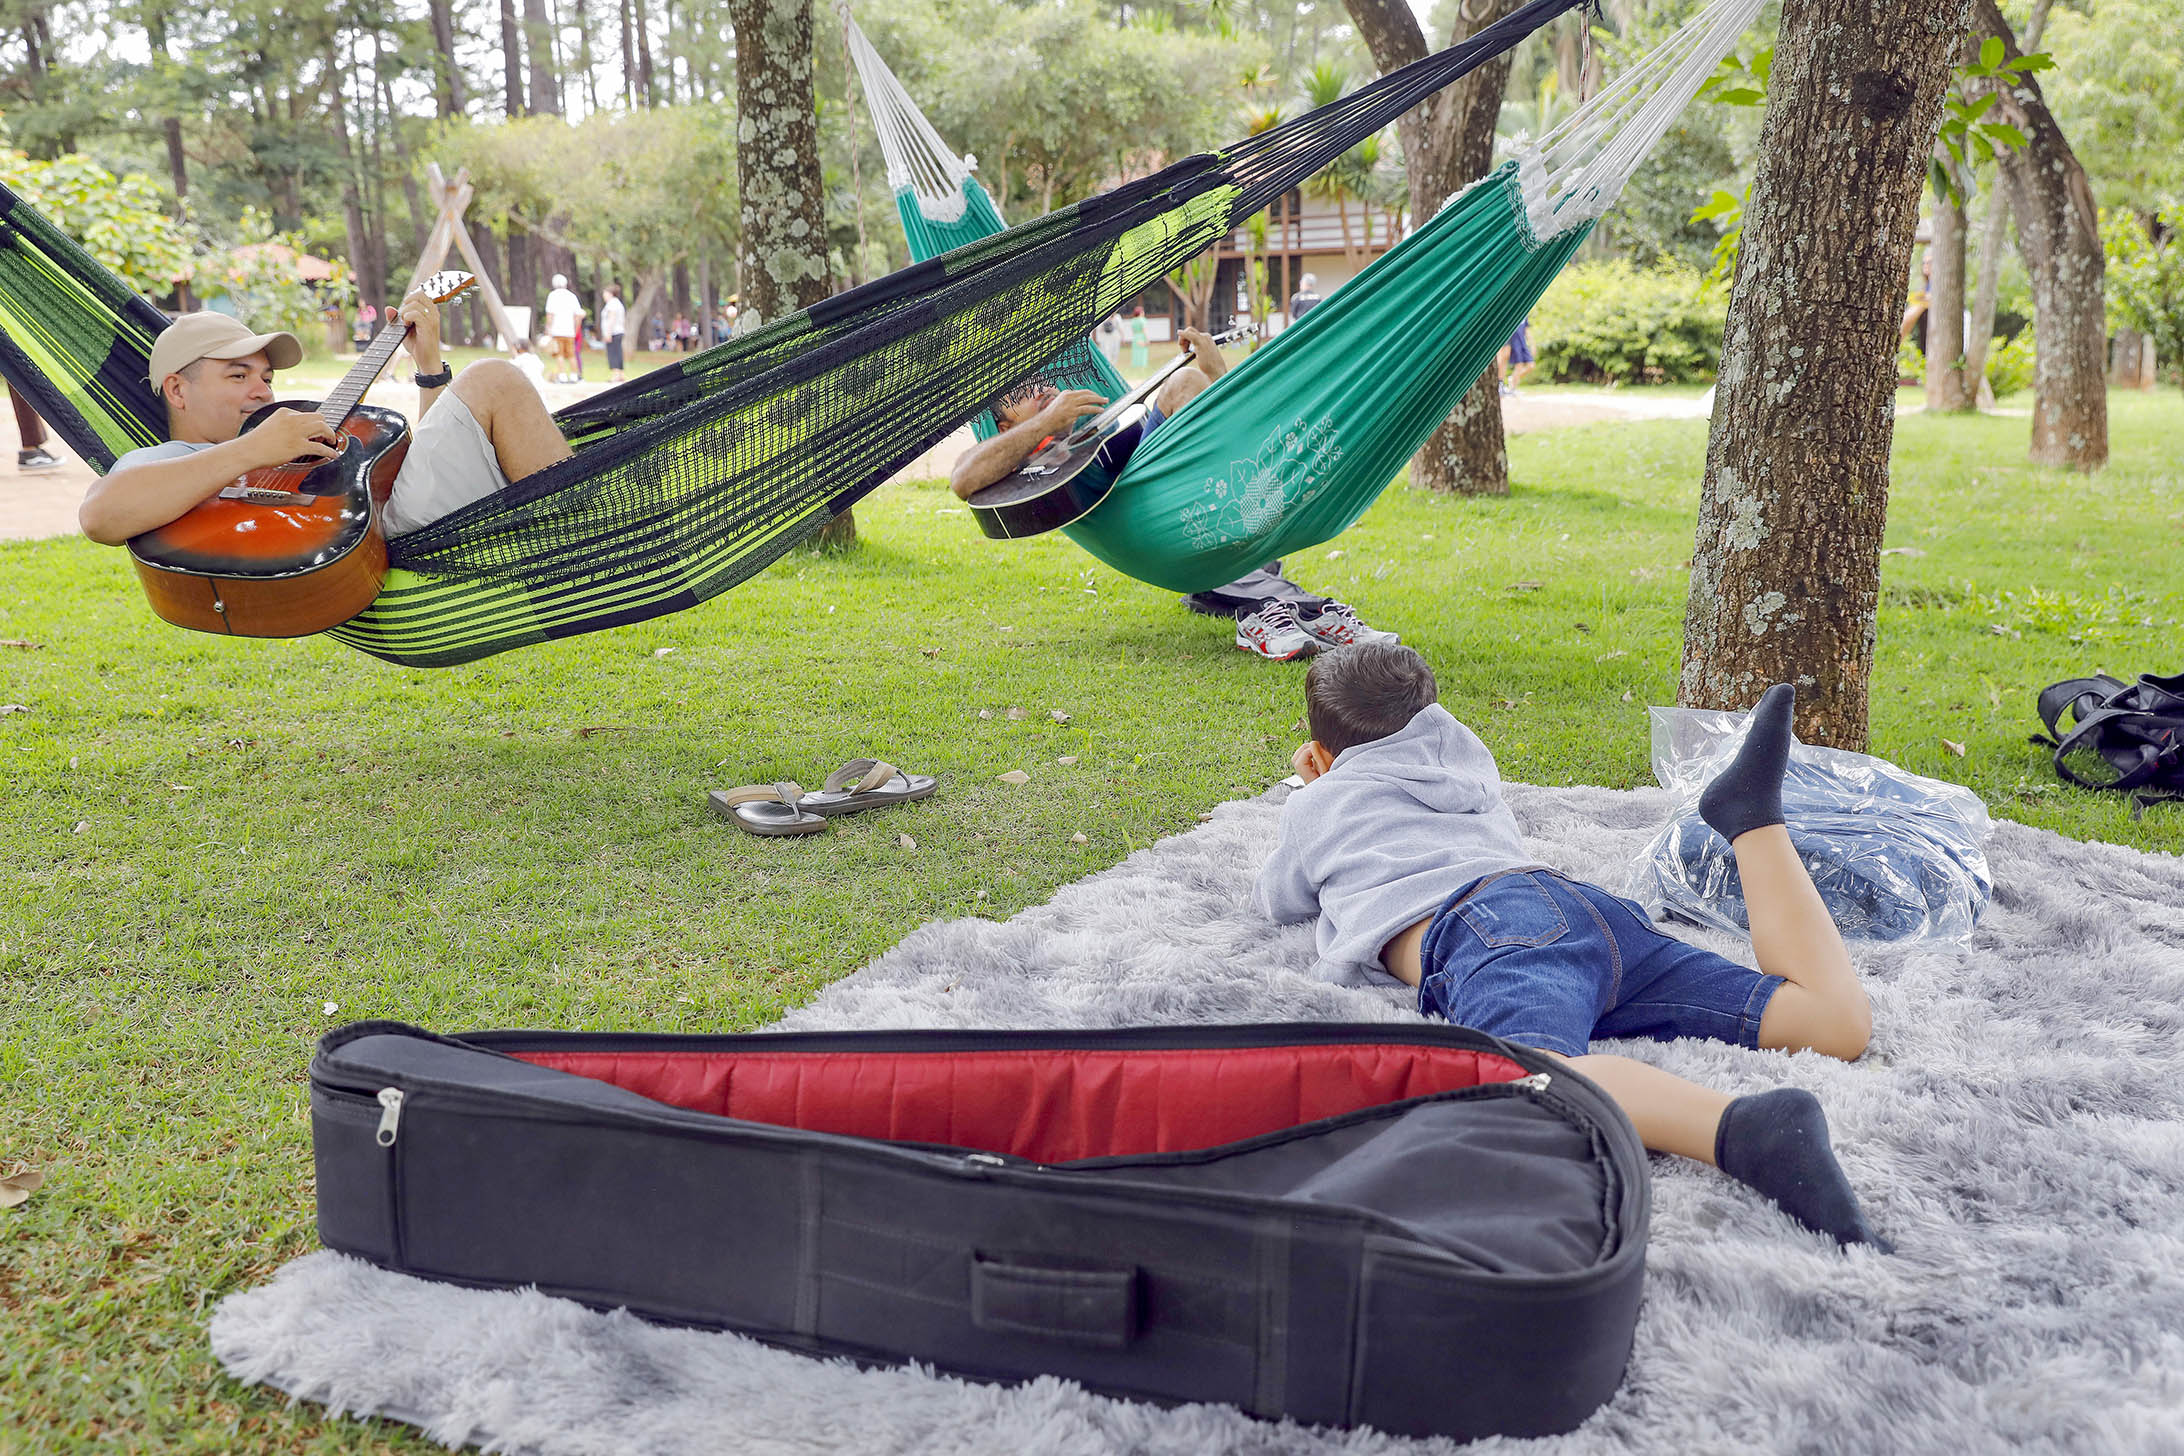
left=1680, top=0, right=1968, bottom=749
left=1971, top=0, right=2104, bottom=470
left=727, top=0, right=848, bottom=544
left=1343, top=0, right=1526, bottom=497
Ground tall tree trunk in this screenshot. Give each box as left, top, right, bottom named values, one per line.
left=1926, top=163, right=1972, bottom=411
left=501, top=0, right=528, bottom=118
left=326, top=44, right=377, bottom=319
left=525, top=0, right=563, bottom=115
left=574, top=0, right=599, bottom=113
left=1961, top=0, right=2051, bottom=391
left=429, top=0, right=469, bottom=116
left=1343, top=0, right=1520, bottom=496
left=635, top=0, right=658, bottom=105
left=1971, top=0, right=2104, bottom=470
left=1679, top=0, right=1967, bottom=750
left=726, top=0, right=848, bottom=544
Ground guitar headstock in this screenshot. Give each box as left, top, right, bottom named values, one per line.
left=416, top=270, right=478, bottom=304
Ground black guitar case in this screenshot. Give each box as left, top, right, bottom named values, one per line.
left=311, top=1020, right=1649, bottom=1440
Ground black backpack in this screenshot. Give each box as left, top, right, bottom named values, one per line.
left=2034, top=673, right=2184, bottom=819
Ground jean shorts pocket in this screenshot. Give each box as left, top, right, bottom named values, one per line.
left=1455, top=875, right=1569, bottom=949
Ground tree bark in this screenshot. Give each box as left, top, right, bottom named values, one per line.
left=1964, top=0, right=2052, bottom=400
left=525, top=0, right=563, bottom=115
left=1679, top=0, right=1968, bottom=750
left=1971, top=0, right=2105, bottom=471
left=635, top=0, right=658, bottom=105
left=501, top=0, right=527, bottom=118
left=1926, top=167, right=1972, bottom=411
left=1343, top=0, right=1520, bottom=496
left=727, top=0, right=847, bottom=545
left=428, top=0, right=469, bottom=116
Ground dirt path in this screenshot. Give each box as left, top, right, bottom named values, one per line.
left=0, top=383, right=1715, bottom=545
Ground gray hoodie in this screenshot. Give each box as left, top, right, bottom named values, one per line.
left=1253, top=703, right=1537, bottom=986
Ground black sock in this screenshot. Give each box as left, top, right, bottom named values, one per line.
left=1697, top=683, right=1796, bottom=842
left=1715, top=1088, right=1892, bottom=1252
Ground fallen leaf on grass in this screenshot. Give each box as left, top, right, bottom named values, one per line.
left=1004, top=707, right=1028, bottom=721
left=1508, top=581, right=1543, bottom=592
left=1198, top=812, right=1216, bottom=822
left=323, top=1001, right=340, bottom=1016
left=1880, top=547, right=1928, bottom=558
left=0, top=639, right=41, bottom=650
left=653, top=647, right=677, bottom=658
left=977, top=709, right=993, bottom=720
left=898, top=834, right=917, bottom=849
left=0, top=1169, right=45, bottom=1209
left=997, top=770, right=1030, bottom=784
left=72, top=821, right=87, bottom=834
left=1055, top=756, right=1078, bottom=766
left=1941, top=739, right=1966, bottom=757
left=1596, top=650, right=1627, bottom=662
left=0, top=704, right=29, bottom=715
left=575, top=725, right=628, bottom=737
left=1325, top=549, right=1346, bottom=560
left=1070, top=833, right=1088, bottom=844
left=920, top=647, right=942, bottom=658
left=1049, top=710, right=1071, bottom=723
left=1622, top=690, right=1635, bottom=703
left=974, top=889, right=988, bottom=901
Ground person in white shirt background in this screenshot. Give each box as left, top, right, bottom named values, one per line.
left=600, top=282, right=627, bottom=383
left=542, top=273, right=585, bottom=383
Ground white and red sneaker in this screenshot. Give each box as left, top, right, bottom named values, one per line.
left=1234, top=602, right=1319, bottom=661
left=1298, top=600, right=1399, bottom=649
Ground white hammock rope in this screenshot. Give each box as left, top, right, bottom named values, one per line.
left=1508, top=0, right=1767, bottom=242
left=842, top=13, right=980, bottom=225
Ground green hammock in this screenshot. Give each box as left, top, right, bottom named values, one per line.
left=0, top=0, right=1750, bottom=666
left=845, top=19, right=1594, bottom=590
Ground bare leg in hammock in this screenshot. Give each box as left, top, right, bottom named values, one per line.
left=449, top=359, right=572, bottom=482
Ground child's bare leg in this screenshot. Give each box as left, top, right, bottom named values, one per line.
left=1696, top=683, right=1873, bottom=1060
left=1552, top=1050, right=1890, bottom=1250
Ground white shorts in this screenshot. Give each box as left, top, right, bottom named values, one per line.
left=380, top=389, right=511, bottom=539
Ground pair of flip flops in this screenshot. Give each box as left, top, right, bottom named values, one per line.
left=709, top=758, right=938, bottom=836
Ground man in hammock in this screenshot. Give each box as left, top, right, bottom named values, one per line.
left=78, top=283, right=571, bottom=547
left=948, top=326, right=1394, bottom=660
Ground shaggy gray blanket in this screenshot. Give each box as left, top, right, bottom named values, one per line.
left=211, top=783, right=2184, bottom=1455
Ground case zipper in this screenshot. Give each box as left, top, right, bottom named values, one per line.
left=1514, top=1073, right=1551, bottom=1093
left=375, top=1087, right=405, bottom=1147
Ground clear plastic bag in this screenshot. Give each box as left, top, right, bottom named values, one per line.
left=1626, top=706, right=1994, bottom=944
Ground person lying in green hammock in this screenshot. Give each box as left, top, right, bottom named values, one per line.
left=76, top=283, right=571, bottom=545
left=948, top=326, right=1394, bottom=660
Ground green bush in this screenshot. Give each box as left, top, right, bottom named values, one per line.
left=1985, top=330, right=2035, bottom=398
left=1529, top=259, right=1727, bottom=384
left=1898, top=334, right=1926, bottom=386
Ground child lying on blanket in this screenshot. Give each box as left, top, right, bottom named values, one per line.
left=1254, top=642, right=1890, bottom=1250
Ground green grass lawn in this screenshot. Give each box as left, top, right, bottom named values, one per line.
left=3, top=390, right=2179, bottom=1450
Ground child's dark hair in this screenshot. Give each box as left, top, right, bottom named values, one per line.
left=1305, top=643, right=1439, bottom=757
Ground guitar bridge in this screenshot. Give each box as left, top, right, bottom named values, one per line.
left=219, top=484, right=313, bottom=506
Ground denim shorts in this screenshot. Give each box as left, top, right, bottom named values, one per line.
left=1416, top=869, right=1783, bottom=1057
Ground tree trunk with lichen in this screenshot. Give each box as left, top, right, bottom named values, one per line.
left=728, top=0, right=852, bottom=545
left=1344, top=0, right=1519, bottom=495
left=1679, top=0, right=1967, bottom=750
left=1971, top=0, right=2105, bottom=471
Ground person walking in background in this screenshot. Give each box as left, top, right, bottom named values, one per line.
left=1098, top=313, right=1123, bottom=366
left=350, top=301, right=376, bottom=355
left=1127, top=306, right=1149, bottom=373
left=11, top=387, right=58, bottom=471
left=1288, top=272, right=1322, bottom=323
left=1499, top=316, right=1535, bottom=396
left=600, top=281, right=627, bottom=383
left=543, top=273, right=585, bottom=383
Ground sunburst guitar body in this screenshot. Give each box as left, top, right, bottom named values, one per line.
left=126, top=269, right=477, bottom=638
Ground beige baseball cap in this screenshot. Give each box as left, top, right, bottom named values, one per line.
left=146, top=311, right=303, bottom=387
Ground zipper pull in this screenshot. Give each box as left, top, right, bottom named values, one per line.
left=1513, top=1072, right=1552, bottom=1093
left=963, top=1152, right=1008, bottom=1168
left=375, top=1087, right=404, bottom=1147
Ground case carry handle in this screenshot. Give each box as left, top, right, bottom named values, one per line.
left=971, top=1253, right=1139, bottom=1349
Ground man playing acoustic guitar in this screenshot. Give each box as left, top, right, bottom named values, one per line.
left=79, top=282, right=571, bottom=546
left=948, top=324, right=1396, bottom=661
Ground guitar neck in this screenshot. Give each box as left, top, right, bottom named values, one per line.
left=316, top=323, right=413, bottom=431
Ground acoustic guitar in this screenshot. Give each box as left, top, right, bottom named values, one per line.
left=967, top=325, right=1246, bottom=541
left=128, top=270, right=478, bottom=638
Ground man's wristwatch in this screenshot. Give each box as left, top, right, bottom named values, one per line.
left=413, top=366, right=454, bottom=390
